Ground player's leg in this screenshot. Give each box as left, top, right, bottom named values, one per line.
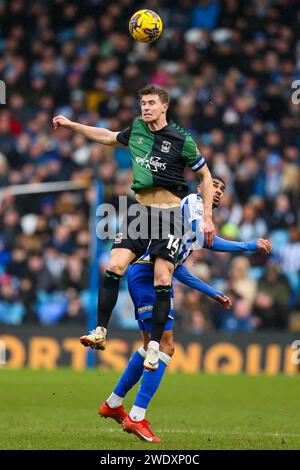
left=97, top=247, right=136, bottom=328
left=98, top=335, right=147, bottom=425
left=144, top=205, right=181, bottom=369
left=80, top=247, right=135, bottom=350
left=80, top=203, right=151, bottom=350
left=143, top=257, right=174, bottom=370
left=98, top=265, right=154, bottom=423
left=98, top=327, right=150, bottom=424
left=123, top=325, right=174, bottom=443
left=102, top=261, right=156, bottom=405
left=130, top=327, right=174, bottom=420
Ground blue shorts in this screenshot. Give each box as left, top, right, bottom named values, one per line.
left=126, top=262, right=174, bottom=331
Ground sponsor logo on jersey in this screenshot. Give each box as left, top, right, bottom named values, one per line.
left=136, top=154, right=167, bottom=172
left=161, top=140, right=171, bottom=153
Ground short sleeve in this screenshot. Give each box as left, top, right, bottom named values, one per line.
left=183, top=194, right=204, bottom=225
left=182, top=135, right=206, bottom=172
left=116, top=126, right=132, bottom=146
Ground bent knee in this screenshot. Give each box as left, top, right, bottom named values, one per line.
left=107, top=261, right=127, bottom=276
left=154, top=261, right=174, bottom=286
left=160, top=343, right=175, bottom=358
left=154, top=276, right=172, bottom=286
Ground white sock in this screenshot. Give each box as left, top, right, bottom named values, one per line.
left=159, top=351, right=172, bottom=365
left=148, top=340, right=159, bottom=351
left=137, top=346, right=146, bottom=358
left=129, top=405, right=146, bottom=422
left=106, top=392, right=123, bottom=409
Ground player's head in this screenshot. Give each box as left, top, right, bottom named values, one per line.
left=139, top=85, right=169, bottom=124
left=197, top=175, right=226, bottom=208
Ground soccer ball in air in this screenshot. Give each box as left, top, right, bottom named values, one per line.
left=129, top=9, right=163, bottom=43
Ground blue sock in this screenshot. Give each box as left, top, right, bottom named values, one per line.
left=133, top=351, right=171, bottom=409
left=113, top=347, right=145, bottom=398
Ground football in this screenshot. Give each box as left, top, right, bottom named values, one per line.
left=129, top=9, right=163, bottom=43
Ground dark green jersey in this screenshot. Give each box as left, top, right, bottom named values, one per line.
left=116, top=118, right=206, bottom=199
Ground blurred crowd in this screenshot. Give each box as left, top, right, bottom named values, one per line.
left=0, top=0, right=299, bottom=331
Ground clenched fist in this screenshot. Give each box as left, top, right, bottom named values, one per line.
left=53, top=115, right=74, bottom=130
left=257, top=238, right=271, bottom=254
left=215, top=293, right=232, bottom=310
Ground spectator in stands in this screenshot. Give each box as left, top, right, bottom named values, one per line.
left=0, top=274, right=25, bottom=325
left=187, top=309, right=212, bottom=334
left=221, top=295, right=254, bottom=332
left=60, top=255, right=88, bottom=292
left=238, top=203, right=268, bottom=242
left=60, top=292, right=86, bottom=324
left=268, top=193, right=296, bottom=230
left=0, top=208, right=22, bottom=250
left=280, top=226, right=300, bottom=306
left=253, top=262, right=290, bottom=329
left=27, top=254, right=55, bottom=292
left=228, top=256, right=257, bottom=309
left=0, top=0, right=298, bottom=328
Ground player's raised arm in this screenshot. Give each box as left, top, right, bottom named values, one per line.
left=181, top=136, right=215, bottom=246
left=195, top=163, right=215, bottom=247
left=174, top=265, right=232, bottom=310
left=53, top=115, right=120, bottom=146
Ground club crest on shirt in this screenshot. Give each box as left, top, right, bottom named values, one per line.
left=161, top=141, right=171, bottom=153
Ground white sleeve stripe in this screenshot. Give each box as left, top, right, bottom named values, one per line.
left=189, top=156, right=205, bottom=170
left=191, top=159, right=206, bottom=172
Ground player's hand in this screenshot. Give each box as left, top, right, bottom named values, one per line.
left=203, top=217, right=215, bottom=247
left=215, top=293, right=232, bottom=310
left=53, top=115, right=74, bottom=130
left=256, top=238, right=271, bottom=254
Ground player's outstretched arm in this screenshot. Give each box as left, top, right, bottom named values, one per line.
left=204, top=236, right=271, bottom=254
left=53, top=115, right=119, bottom=146
left=174, top=265, right=231, bottom=310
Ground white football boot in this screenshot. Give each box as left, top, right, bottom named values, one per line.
left=80, top=326, right=107, bottom=350
left=143, top=340, right=159, bottom=371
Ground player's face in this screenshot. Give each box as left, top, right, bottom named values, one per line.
left=196, top=178, right=226, bottom=208
left=212, top=179, right=226, bottom=208
left=141, top=94, right=168, bottom=123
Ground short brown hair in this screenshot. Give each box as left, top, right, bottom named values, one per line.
left=139, top=85, right=170, bottom=104
left=212, top=175, right=226, bottom=187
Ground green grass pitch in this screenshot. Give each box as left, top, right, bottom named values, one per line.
left=0, top=369, right=299, bottom=450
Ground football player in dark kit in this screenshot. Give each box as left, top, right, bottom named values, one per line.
left=53, top=85, right=215, bottom=370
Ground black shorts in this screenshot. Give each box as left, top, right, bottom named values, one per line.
left=111, top=203, right=182, bottom=266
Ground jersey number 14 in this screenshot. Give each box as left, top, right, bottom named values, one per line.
left=167, top=235, right=180, bottom=259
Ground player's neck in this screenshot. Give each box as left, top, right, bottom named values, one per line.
left=147, top=116, right=168, bottom=132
